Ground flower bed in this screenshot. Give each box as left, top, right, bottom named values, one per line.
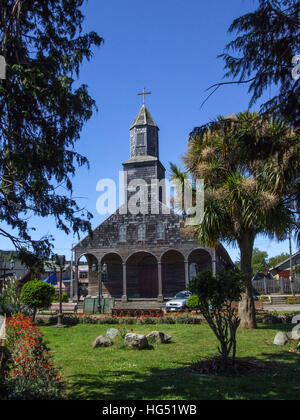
left=287, top=297, right=300, bottom=305
left=1, top=314, right=64, bottom=400
left=36, top=312, right=203, bottom=326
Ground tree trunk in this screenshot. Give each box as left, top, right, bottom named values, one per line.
left=238, top=234, right=257, bottom=329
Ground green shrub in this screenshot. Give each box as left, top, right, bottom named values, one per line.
left=78, top=315, right=98, bottom=324
left=0, top=277, right=28, bottom=316
left=176, top=315, right=202, bottom=324
left=97, top=317, right=119, bottom=325
left=61, top=315, right=79, bottom=326
left=20, top=280, right=55, bottom=321
left=4, top=373, right=64, bottom=400
left=136, top=317, right=157, bottom=325
left=118, top=317, right=136, bottom=325
left=189, top=268, right=245, bottom=372
left=159, top=317, right=176, bottom=324
left=260, top=313, right=282, bottom=325
left=35, top=313, right=206, bottom=327
left=186, top=295, right=200, bottom=309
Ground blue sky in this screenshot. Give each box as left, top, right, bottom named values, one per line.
left=0, top=0, right=297, bottom=262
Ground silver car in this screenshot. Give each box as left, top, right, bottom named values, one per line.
left=165, top=291, right=193, bottom=313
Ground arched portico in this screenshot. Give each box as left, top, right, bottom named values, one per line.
left=100, top=253, right=123, bottom=298
left=75, top=253, right=99, bottom=299
left=188, top=248, right=213, bottom=282
left=126, top=251, right=159, bottom=299
left=73, top=246, right=218, bottom=303
left=161, top=250, right=185, bottom=298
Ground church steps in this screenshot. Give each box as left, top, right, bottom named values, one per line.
left=114, top=299, right=167, bottom=310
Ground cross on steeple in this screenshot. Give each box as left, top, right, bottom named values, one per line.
left=138, top=87, right=151, bottom=105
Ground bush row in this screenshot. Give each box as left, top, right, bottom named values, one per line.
left=36, top=314, right=203, bottom=326
left=256, top=311, right=300, bottom=325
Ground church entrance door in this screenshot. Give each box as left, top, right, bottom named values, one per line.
left=138, top=257, right=158, bottom=298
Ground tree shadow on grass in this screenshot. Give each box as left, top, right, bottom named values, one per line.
left=257, top=323, right=292, bottom=332
left=67, top=352, right=300, bottom=401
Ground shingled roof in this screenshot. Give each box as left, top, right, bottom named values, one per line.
left=130, top=104, right=158, bottom=129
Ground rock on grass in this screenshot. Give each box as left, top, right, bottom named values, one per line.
left=273, top=332, right=289, bottom=346
left=93, top=336, right=113, bottom=348
left=124, top=333, right=148, bottom=350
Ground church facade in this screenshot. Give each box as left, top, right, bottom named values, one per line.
left=73, top=101, right=232, bottom=302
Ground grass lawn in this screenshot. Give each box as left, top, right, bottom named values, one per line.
left=41, top=323, right=300, bottom=400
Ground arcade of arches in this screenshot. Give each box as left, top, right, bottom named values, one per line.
left=75, top=248, right=215, bottom=301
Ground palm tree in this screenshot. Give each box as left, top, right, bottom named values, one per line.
left=171, top=111, right=298, bottom=329
left=169, top=163, right=189, bottom=218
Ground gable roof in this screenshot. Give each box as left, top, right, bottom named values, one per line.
left=269, top=250, right=300, bottom=274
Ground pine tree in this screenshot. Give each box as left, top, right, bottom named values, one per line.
left=218, top=0, right=299, bottom=127
left=0, top=1, right=103, bottom=265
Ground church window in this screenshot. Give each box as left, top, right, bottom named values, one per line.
left=137, top=132, right=145, bottom=146
left=119, top=225, right=127, bottom=242
left=138, top=224, right=146, bottom=241
left=157, top=222, right=165, bottom=240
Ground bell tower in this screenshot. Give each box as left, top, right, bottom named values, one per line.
left=123, top=89, right=166, bottom=205
left=129, top=104, right=159, bottom=159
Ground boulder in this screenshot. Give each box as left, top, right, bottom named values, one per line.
left=93, top=336, right=113, bottom=348
left=106, top=328, right=120, bottom=340
left=292, top=329, right=300, bottom=341
left=124, top=333, right=148, bottom=350
left=287, top=329, right=300, bottom=340
left=273, top=332, right=289, bottom=346
left=146, top=331, right=172, bottom=344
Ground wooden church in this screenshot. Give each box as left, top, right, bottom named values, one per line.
left=73, top=94, right=232, bottom=302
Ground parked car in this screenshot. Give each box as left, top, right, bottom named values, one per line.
left=165, top=291, right=193, bottom=313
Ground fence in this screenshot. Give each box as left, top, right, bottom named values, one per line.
left=252, top=277, right=300, bottom=295
left=83, top=298, right=115, bottom=314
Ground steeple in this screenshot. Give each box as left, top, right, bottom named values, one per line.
left=130, top=104, right=158, bottom=130
left=129, top=103, right=159, bottom=159
left=123, top=92, right=166, bottom=205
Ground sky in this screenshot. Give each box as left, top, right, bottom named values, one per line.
left=0, top=0, right=298, bottom=262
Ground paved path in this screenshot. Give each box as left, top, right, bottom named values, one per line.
left=263, top=304, right=300, bottom=312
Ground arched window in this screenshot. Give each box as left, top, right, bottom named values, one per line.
left=157, top=222, right=165, bottom=240
left=138, top=224, right=146, bottom=241
left=119, top=225, right=127, bottom=242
